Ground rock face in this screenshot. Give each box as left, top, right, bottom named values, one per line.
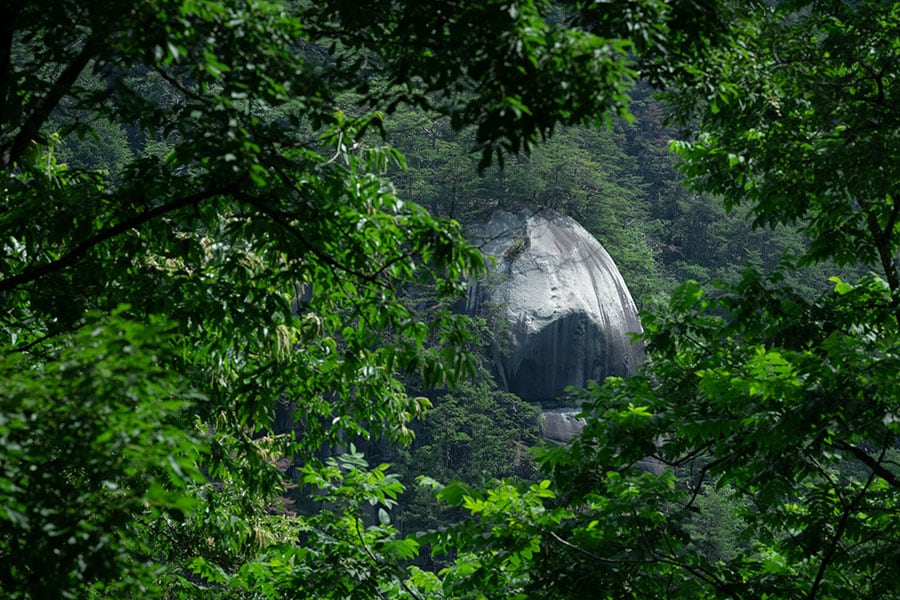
left=538, top=407, right=587, bottom=445
left=466, top=210, right=644, bottom=440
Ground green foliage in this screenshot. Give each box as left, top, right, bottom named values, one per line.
left=669, top=0, right=900, bottom=277
left=681, top=481, right=749, bottom=564
left=393, top=381, right=541, bottom=542
left=1, top=0, right=734, bottom=596
left=172, top=449, right=424, bottom=599
left=419, top=2, right=900, bottom=599
left=0, top=310, right=203, bottom=598
left=12, top=0, right=896, bottom=597
left=408, top=383, right=541, bottom=484
left=432, top=275, right=900, bottom=598
left=421, top=476, right=561, bottom=600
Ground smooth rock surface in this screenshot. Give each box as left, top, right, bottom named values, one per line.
left=467, top=210, right=644, bottom=407
left=539, top=408, right=587, bottom=444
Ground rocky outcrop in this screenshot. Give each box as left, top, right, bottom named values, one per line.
left=466, top=210, right=644, bottom=441
left=538, top=408, right=587, bottom=445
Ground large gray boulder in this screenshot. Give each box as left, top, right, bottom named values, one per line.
left=466, top=210, right=644, bottom=438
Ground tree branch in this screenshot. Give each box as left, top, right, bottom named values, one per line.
left=1, top=39, right=97, bottom=168
left=807, top=450, right=881, bottom=600
left=548, top=525, right=731, bottom=596
left=353, top=517, right=424, bottom=600
left=233, top=192, right=390, bottom=288
left=862, top=201, right=900, bottom=325
left=832, top=439, right=900, bottom=490
left=0, top=185, right=237, bottom=294
left=152, top=64, right=206, bottom=104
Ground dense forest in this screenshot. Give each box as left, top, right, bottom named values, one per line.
left=2, top=1, right=899, bottom=598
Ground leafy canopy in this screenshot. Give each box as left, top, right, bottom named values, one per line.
left=434, top=2, right=900, bottom=598
left=0, top=0, right=726, bottom=597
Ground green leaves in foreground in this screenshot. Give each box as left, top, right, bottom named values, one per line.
left=178, top=449, right=426, bottom=600
left=482, top=272, right=900, bottom=599
left=0, top=310, right=204, bottom=598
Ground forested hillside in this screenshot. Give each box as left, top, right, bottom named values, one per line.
left=48, top=75, right=842, bottom=308
left=383, top=86, right=864, bottom=309
left=2, top=1, right=899, bottom=598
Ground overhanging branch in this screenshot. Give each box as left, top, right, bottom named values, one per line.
left=833, top=439, right=900, bottom=489
left=0, top=184, right=237, bottom=294
left=1, top=39, right=98, bottom=168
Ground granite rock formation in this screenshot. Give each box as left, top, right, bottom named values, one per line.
left=466, top=210, right=644, bottom=442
